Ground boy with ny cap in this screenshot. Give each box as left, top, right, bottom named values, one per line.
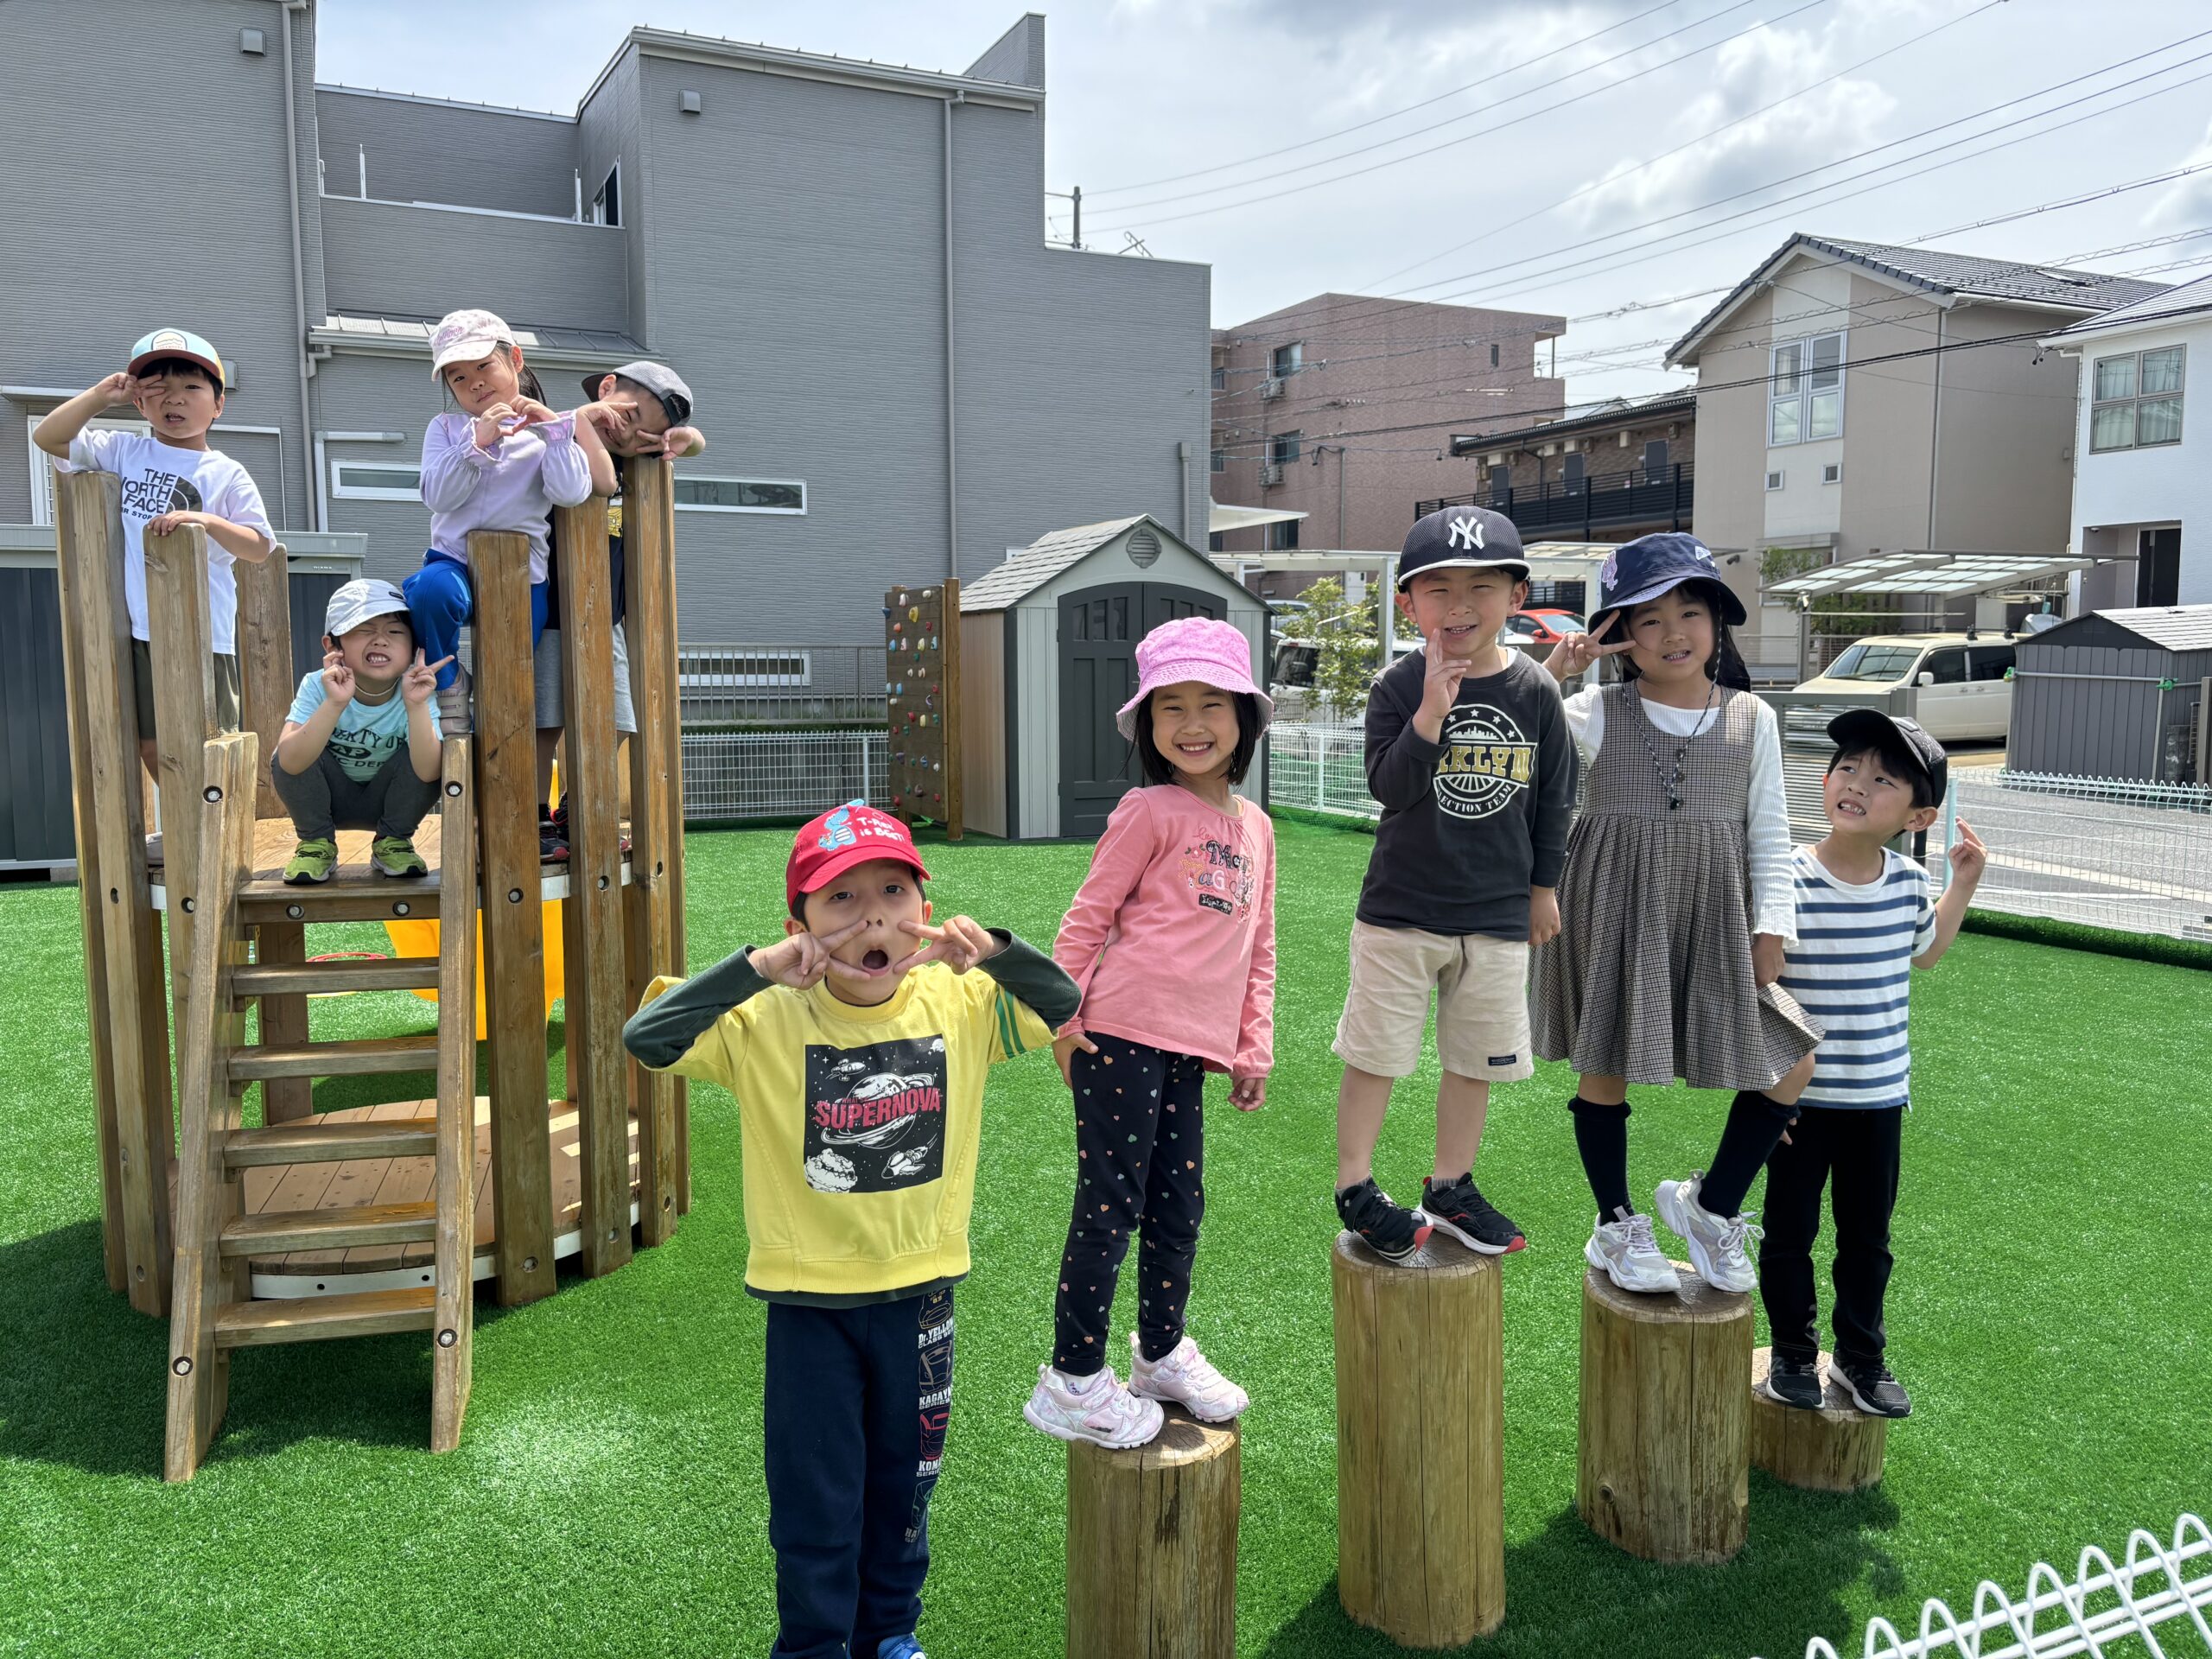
left=623, top=803, right=1077, bottom=1659
left=1332, top=505, right=1579, bottom=1265
left=1761, top=710, right=1987, bottom=1419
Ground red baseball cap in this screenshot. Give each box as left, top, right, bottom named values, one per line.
left=786, top=801, right=930, bottom=908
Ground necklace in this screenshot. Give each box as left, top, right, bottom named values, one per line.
left=1630, top=677, right=1719, bottom=811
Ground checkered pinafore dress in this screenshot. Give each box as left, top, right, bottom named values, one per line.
left=1531, top=683, right=1820, bottom=1090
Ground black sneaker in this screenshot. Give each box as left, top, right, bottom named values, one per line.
left=538, top=810, right=569, bottom=863
left=551, top=801, right=632, bottom=856
left=1336, top=1178, right=1432, bottom=1265
left=1761, top=1351, right=1825, bottom=1410
left=1835, top=1358, right=1912, bottom=1419
left=1418, top=1173, right=1526, bottom=1255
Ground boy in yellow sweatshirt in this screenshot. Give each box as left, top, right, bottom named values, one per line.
left=623, top=802, right=1077, bottom=1659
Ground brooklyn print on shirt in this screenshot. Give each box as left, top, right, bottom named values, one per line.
left=1433, top=702, right=1537, bottom=819
left=801, top=1037, right=949, bottom=1193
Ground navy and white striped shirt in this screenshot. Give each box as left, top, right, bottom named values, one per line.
left=1780, top=846, right=1938, bottom=1110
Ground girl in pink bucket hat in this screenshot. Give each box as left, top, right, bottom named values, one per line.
left=1023, top=616, right=1277, bottom=1449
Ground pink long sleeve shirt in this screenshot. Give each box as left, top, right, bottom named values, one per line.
left=1052, top=785, right=1277, bottom=1078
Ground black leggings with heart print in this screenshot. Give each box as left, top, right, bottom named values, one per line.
left=1052, top=1033, right=1208, bottom=1376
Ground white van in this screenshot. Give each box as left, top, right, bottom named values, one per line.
left=1793, top=633, right=2017, bottom=742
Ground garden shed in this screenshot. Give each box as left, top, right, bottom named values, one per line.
left=2010, top=605, right=2212, bottom=783
left=959, top=514, right=1268, bottom=840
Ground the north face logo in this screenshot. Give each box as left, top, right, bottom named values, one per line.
left=1446, top=515, right=1485, bottom=551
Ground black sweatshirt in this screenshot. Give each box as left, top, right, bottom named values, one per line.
left=1356, top=647, right=1578, bottom=938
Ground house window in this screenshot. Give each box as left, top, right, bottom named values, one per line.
left=1268, top=518, right=1300, bottom=551
left=330, top=460, right=423, bottom=500
left=1207, top=531, right=1225, bottom=552
left=1643, top=439, right=1668, bottom=479
left=1770, top=330, right=1844, bottom=444
left=1490, top=342, right=1500, bottom=368
left=1211, top=366, right=1226, bottom=391
left=1562, top=452, right=1584, bottom=492
left=1766, top=469, right=1785, bottom=491
left=1270, top=430, right=1302, bottom=466
left=673, top=476, right=806, bottom=513
left=2090, top=346, right=2184, bottom=451
left=1821, top=462, right=1842, bottom=484
left=1211, top=447, right=1225, bottom=474
left=1271, top=342, right=1302, bottom=379
left=1488, top=463, right=1510, bottom=504
left=590, top=163, right=620, bottom=226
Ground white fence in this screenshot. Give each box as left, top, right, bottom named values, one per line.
left=1764, top=1512, right=2211, bottom=1659
left=1266, top=722, right=2212, bottom=944
left=682, top=728, right=888, bottom=823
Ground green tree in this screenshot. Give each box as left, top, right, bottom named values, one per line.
left=1761, top=546, right=1896, bottom=651
left=1292, top=576, right=1389, bottom=716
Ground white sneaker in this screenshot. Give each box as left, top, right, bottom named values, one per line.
left=1586, top=1207, right=1681, bottom=1294
left=1128, top=1333, right=1248, bottom=1423
left=435, top=666, right=473, bottom=735
left=1022, top=1363, right=1163, bottom=1449
left=1653, top=1173, right=1761, bottom=1294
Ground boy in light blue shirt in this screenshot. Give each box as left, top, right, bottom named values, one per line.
left=271, top=579, right=446, bottom=883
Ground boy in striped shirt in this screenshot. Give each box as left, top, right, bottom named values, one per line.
left=1760, top=711, right=1986, bottom=1420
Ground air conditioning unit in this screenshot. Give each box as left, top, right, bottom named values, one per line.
left=1260, top=378, right=1285, bottom=401
left=1259, top=462, right=1284, bottom=486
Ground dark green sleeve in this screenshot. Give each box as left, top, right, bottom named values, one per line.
left=978, top=929, right=1081, bottom=1030
left=622, top=946, right=775, bottom=1071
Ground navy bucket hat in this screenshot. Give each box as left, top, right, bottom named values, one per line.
left=1591, top=532, right=1747, bottom=632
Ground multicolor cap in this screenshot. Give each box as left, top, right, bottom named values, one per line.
left=786, top=801, right=931, bottom=908
left=1114, top=615, right=1273, bottom=741
left=429, top=308, right=514, bottom=379
left=127, top=328, right=226, bottom=391
left=323, top=577, right=411, bottom=638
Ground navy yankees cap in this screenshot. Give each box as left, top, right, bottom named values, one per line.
left=1592, top=531, right=1747, bottom=629
left=1827, top=709, right=1948, bottom=802
left=1397, top=505, right=1527, bottom=588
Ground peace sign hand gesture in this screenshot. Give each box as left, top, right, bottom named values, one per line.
left=1545, top=613, right=1636, bottom=682
left=748, top=919, right=877, bottom=991
left=401, top=649, right=453, bottom=708
left=889, top=915, right=1000, bottom=977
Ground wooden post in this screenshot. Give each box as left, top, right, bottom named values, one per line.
left=554, top=501, right=632, bottom=1277
left=234, top=537, right=294, bottom=822
left=55, top=471, right=175, bottom=1316
left=471, top=529, right=556, bottom=1306
left=1332, top=1231, right=1505, bottom=1646
left=431, top=739, right=478, bottom=1452
left=1065, top=1408, right=1239, bottom=1659
left=1750, top=1350, right=1887, bottom=1492
left=251, top=919, right=315, bottom=1124
left=142, top=521, right=218, bottom=1056
left=1577, top=1265, right=1752, bottom=1565
left=624, top=459, right=681, bottom=1241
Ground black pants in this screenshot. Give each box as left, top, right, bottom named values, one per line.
left=269, top=747, right=438, bottom=843
left=762, top=1287, right=954, bottom=1659
left=1758, top=1105, right=1904, bottom=1368
left=1052, top=1033, right=1206, bottom=1375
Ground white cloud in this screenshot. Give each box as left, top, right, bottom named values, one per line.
left=2144, top=119, right=2212, bottom=251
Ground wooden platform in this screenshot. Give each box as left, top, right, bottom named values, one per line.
left=148, top=820, right=632, bottom=912
left=168, top=1098, right=640, bottom=1298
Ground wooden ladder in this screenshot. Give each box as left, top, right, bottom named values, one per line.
left=164, top=734, right=479, bottom=1482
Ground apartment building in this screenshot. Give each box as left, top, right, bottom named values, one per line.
left=0, top=5, right=1211, bottom=642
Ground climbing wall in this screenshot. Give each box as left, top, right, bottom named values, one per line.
left=883, top=579, right=963, bottom=840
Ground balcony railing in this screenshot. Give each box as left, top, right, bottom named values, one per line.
left=1418, top=462, right=1694, bottom=537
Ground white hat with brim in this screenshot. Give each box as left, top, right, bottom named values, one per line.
left=325, top=578, right=412, bottom=638
left=429, top=308, right=514, bottom=380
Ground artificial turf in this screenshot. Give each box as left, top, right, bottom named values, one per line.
left=0, top=817, right=2205, bottom=1658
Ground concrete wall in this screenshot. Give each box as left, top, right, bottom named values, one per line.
left=2064, top=315, right=2211, bottom=606
left=964, top=13, right=1046, bottom=87
left=321, top=196, right=629, bottom=334
left=576, top=48, right=650, bottom=344
left=315, top=88, right=579, bottom=219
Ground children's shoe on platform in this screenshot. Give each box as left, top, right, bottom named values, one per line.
left=1653, top=1173, right=1760, bottom=1294
left=877, top=1637, right=927, bottom=1659
left=435, top=669, right=472, bottom=735
left=1761, top=1351, right=1825, bottom=1410
left=550, top=801, right=632, bottom=855
left=1335, top=1177, right=1432, bottom=1265
left=1128, top=1333, right=1247, bottom=1423
left=1834, top=1358, right=1912, bottom=1419
left=283, top=837, right=338, bottom=885
left=1023, top=1363, right=1164, bottom=1449
left=370, top=836, right=428, bottom=879
left=1584, top=1208, right=1681, bottom=1294
left=1418, top=1173, right=1526, bottom=1255
left=538, top=810, right=569, bottom=863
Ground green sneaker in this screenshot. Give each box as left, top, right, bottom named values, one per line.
left=370, top=836, right=429, bottom=880
left=283, top=838, right=338, bottom=885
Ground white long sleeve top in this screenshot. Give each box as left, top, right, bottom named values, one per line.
left=1560, top=685, right=1798, bottom=941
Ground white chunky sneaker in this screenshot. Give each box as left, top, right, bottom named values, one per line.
left=435, top=665, right=473, bottom=735
left=1585, top=1207, right=1681, bottom=1294
left=1128, top=1333, right=1248, bottom=1423
left=1022, top=1363, right=1164, bottom=1449
left=1653, top=1172, right=1761, bottom=1294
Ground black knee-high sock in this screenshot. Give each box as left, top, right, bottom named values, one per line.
left=1700, top=1090, right=1798, bottom=1217
left=1568, top=1096, right=1632, bottom=1218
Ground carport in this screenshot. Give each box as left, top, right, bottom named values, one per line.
left=1763, top=550, right=2094, bottom=683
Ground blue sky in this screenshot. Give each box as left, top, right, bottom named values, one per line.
left=321, top=1, right=2212, bottom=406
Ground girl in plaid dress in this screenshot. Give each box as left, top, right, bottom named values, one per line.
left=1530, top=535, right=1821, bottom=1296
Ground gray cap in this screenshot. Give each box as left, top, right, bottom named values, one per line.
left=324, top=577, right=410, bottom=638
left=582, top=360, right=693, bottom=426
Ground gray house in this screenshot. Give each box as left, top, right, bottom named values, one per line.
left=0, top=5, right=1211, bottom=649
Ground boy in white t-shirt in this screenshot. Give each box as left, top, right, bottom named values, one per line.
left=33, top=331, right=276, bottom=803
left=271, top=580, right=447, bottom=884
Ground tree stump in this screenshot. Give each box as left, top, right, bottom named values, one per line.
left=1065, top=1406, right=1239, bottom=1659
left=1332, top=1230, right=1505, bottom=1648
left=1577, top=1263, right=1751, bottom=1565
left=1751, top=1349, right=1887, bottom=1491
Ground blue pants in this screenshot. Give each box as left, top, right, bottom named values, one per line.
left=763, top=1287, right=952, bottom=1659
left=402, top=550, right=549, bottom=690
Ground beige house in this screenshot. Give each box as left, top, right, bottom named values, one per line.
left=1666, top=235, right=2167, bottom=664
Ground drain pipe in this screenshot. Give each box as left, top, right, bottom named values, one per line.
left=942, top=92, right=963, bottom=583
left=280, top=0, right=320, bottom=536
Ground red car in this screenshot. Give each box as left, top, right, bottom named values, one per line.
left=1503, top=610, right=1585, bottom=652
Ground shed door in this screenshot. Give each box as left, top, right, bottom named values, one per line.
left=1058, top=582, right=1227, bottom=838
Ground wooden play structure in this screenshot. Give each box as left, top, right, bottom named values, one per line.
left=1332, top=1231, right=1506, bottom=1647
left=884, top=579, right=963, bottom=838
left=1750, top=1348, right=1889, bottom=1492
left=51, top=464, right=690, bottom=1480
left=1578, top=1263, right=1753, bottom=1565
left=1064, top=1407, right=1241, bottom=1659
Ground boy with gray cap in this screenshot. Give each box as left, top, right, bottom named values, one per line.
left=270, top=578, right=446, bottom=884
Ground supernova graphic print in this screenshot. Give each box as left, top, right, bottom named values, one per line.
left=802, top=1037, right=949, bottom=1194
left=910, top=1287, right=954, bottom=1541
left=1433, top=702, right=1537, bottom=820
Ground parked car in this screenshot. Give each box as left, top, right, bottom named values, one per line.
left=1503, top=608, right=1585, bottom=648
left=1793, top=632, right=2017, bottom=741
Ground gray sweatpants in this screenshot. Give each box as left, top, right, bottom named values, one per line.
left=270, top=747, right=439, bottom=843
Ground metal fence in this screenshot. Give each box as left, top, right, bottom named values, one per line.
left=678, top=642, right=887, bottom=728
left=682, top=728, right=888, bottom=823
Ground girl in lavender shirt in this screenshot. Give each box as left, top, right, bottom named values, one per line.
left=403, top=308, right=617, bottom=730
